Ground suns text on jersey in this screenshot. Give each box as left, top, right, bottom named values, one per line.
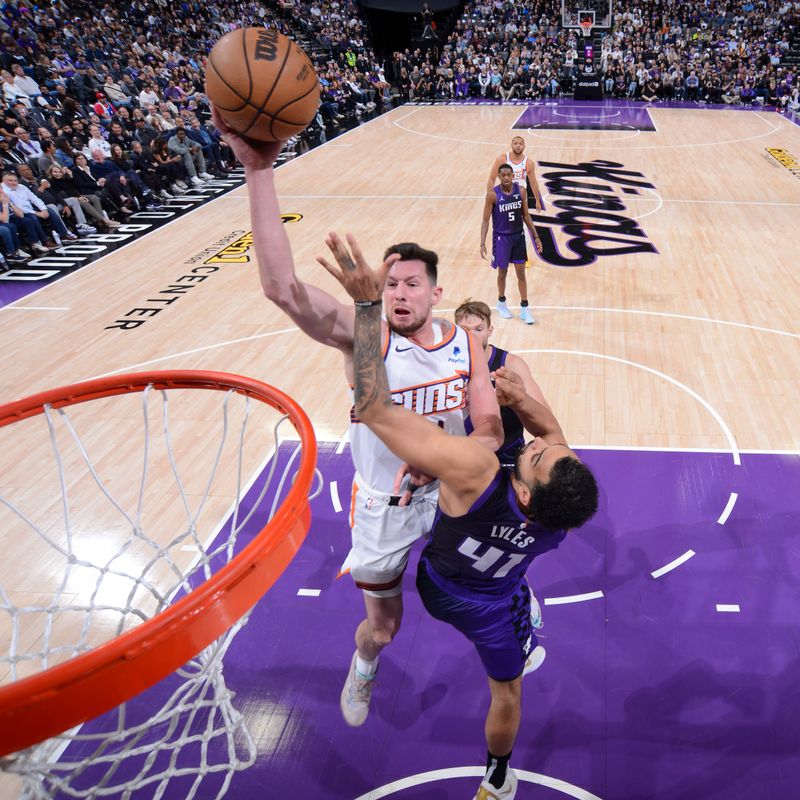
left=391, top=376, right=466, bottom=416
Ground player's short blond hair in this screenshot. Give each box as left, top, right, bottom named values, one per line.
left=454, top=298, right=492, bottom=326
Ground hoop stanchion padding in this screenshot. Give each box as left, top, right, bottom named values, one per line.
left=0, top=370, right=317, bottom=758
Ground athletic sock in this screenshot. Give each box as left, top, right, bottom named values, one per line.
left=520, top=300, right=529, bottom=307
left=485, top=750, right=511, bottom=789
left=355, top=654, right=378, bottom=678
left=498, top=296, right=507, bottom=302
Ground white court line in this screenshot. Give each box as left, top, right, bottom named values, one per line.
left=3, top=306, right=70, bottom=311
left=297, top=588, right=321, bottom=597
left=271, top=193, right=800, bottom=209
left=529, top=128, right=642, bottom=143
left=633, top=185, right=663, bottom=220
left=335, top=431, right=349, bottom=454
left=392, top=105, right=781, bottom=150
left=516, top=348, right=742, bottom=466
left=329, top=480, right=342, bottom=513
left=717, top=492, right=739, bottom=525
left=92, top=327, right=299, bottom=378
left=525, top=305, right=800, bottom=340
left=651, top=549, right=696, bottom=579
left=568, top=445, right=800, bottom=455
left=544, top=591, right=604, bottom=605
left=353, top=766, right=604, bottom=800
left=716, top=604, right=740, bottom=613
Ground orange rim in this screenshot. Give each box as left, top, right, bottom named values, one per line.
left=0, top=370, right=317, bottom=757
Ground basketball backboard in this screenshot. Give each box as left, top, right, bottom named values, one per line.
left=562, top=0, right=612, bottom=28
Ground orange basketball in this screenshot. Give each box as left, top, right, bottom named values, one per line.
left=205, top=28, right=320, bottom=142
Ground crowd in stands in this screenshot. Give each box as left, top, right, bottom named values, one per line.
left=0, top=0, right=389, bottom=269
left=1, top=0, right=797, bottom=268
left=389, top=0, right=799, bottom=111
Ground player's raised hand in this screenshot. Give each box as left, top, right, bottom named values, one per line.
left=210, top=105, right=283, bottom=171
left=317, top=232, right=400, bottom=303
left=493, top=365, right=526, bottom=407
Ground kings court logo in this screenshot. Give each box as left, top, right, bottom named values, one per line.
left=531, top=159, right=658, bottom=267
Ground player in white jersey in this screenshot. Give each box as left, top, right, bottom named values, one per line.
left=487, top=135, right=544, bottom=212
left=212, top=109, right=503, bottom=727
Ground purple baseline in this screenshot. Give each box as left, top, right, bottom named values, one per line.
left=55, top=444, right=800, bottom=800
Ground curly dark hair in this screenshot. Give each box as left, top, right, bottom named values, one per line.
left=528, top=456, right=599, bottom=531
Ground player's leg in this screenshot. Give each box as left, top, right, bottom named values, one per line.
left=476, top=676, right=522, bottom=800
left=341, top=485, right=437, bottom=725
left=493, top=233, right=513, bottom=318
left=356, top=592, right=403, bottom=658
left=511, top=233, right=535, bottom=324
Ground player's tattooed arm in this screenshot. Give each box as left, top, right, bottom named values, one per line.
left=353, top=304, right=393, bottom=416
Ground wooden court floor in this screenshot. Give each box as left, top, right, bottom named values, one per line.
left=0, top=102, right=799, bottom=795
left=1, top=103, right=798, bottom=453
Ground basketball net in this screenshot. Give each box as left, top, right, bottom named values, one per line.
left=580, top=20, right=593, bottom=37
left=0, top=372, right=320, bottom=798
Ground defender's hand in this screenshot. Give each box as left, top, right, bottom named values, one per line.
left=493, top=365, right=526, bottom=407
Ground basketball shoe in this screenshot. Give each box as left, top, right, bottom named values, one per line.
left=529, top=589, right=543, bottom=630
left=522, top=645, right=546, bottom=676
left=474, top=768, right=518, bottom=800
left=520, top=306, right=535, bottom=325
left=340, top=650, right=377, bottom=726
left=496, top=300, right=512, bottom=319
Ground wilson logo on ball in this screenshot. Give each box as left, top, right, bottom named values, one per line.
left=254, top=29, right=279, bottom=61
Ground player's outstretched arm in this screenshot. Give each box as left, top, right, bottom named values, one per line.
left=464, top=332, right=503, bottom=451
left=211, top=106, right=355, bottom=350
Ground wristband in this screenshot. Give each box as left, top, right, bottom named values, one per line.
left=354, top=299, right=382, bottom=307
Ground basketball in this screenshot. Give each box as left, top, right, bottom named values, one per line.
left=205, top=28, right=320, bottom=142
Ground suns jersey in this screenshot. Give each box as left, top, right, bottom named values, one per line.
left=349, top=322, right=475, bottom=491
left=505, top=152, right=528, bottom=189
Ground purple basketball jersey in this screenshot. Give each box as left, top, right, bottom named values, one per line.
left=492, top=184, right=524, bottom=236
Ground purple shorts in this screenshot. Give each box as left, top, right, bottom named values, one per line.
left=491, top=232, right=527, bottom=270
left=416, top=558, right=535, bottom=682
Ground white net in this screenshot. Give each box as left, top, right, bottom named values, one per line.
left=0, top=381, right=320, bottom=799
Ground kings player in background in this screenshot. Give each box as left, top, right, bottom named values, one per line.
left=481, top=164, right=542, bottom=325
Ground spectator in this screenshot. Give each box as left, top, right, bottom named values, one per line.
left=152, top=137, right=189, bottom=195
left=167, top=127, right=213, bottom=185
left=46, top=162, right=117, bottom=230
left=1, top=169, right=62, bottom=251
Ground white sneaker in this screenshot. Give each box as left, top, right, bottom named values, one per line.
left=77, top=224, right=97, bottom=234
left=340, top=650, right=376, bottom=727
left=105, top=219, right=122, bottom=228
left=32, top=243, right=49, bottom=253
left=199, top=171, right=214, bottom=179
left=175, top=179, right=188, bottom=189
left=160, top=189, right=174, bottom=199
left=520, top=306, right=536, bottom=324
left=170, top=183, right=185, bottom=194
left=474, top=768, right=518, bottom=800
left=529, top=589, right=543, bottom=630
left=190, top=176, right=204, bottom=186
left=496, top=300, right=512, bottom=319
left=522, top=645, right=546, bottom=676
left=16, top=249, right=31, bottom=258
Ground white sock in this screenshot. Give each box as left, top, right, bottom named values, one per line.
left=355, top=654, right=378, bottom=677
